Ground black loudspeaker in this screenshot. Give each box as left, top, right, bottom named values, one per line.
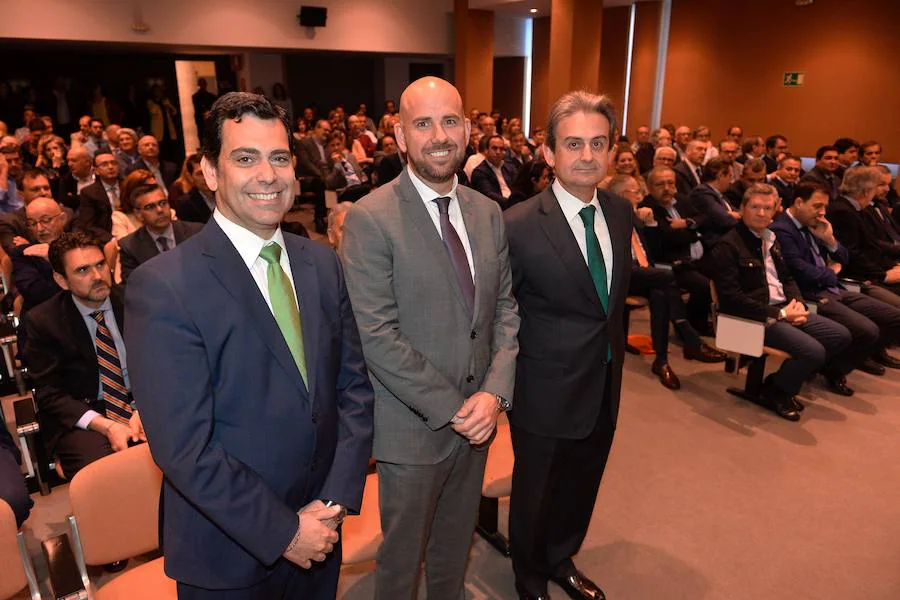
left=298, top=6, right=327, bottom=28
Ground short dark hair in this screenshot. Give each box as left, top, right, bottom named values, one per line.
left=777, top=153, right=801, bottom=168
left=700, top=156, right=733, bottom=183
left=202, top=92, right=292, bottom=166
left=793, top=182, right=828, bottom=204
left=833, top=137, right=860, bottom=154
left=48, top=231, right=104, bottom=276
left=815, top=145, right=838, bottom=161
left=130, top=183, right=163, bottom=209
left=28, top=117, right=46, bottom=132
left=93, top=151, right=115, bottom=166
left=740, top=137, right=758, bottom=155
left=765, top=135, right=786, bottom=150
left=860, top=140, right=881, bottom=153
left=486, top=134, right=505, bottom=147
left=744, top=157, right=766, bottom=175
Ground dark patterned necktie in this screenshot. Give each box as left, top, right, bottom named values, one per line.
left=91, top=311, right=132, bottom=424
left=434, top=197, right=475, bottom=316
left=157, top=236, right=170, bottom=252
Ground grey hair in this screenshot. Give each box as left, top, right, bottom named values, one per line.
left=654, top=146, right=676, bottom=159
left=742, top=182, right=778, bottom=207
left=605, top=174, right=637, bottom=196
left=327, top=201, right=354, bottom=232
left=840, top=165, right=883, bottom=197
left=117, top=127, right=138, bottom=141
left=545, top=90, right=617, bottom=152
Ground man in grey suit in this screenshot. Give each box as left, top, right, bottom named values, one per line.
left=339, top=77, right=520, bottom=600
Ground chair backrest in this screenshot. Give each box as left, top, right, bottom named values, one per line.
left=68, top=443, right=162, bottom=565
left=0, top=500, right=27, bottom=599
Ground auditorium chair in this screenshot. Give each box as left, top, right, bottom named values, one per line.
left=0, top=500, right=41, bottom=600
left=340, top=468, right=382, bottom=565
left=476, top=418, right=513, bottom=556
left=63, top=443, right=175, bottom=599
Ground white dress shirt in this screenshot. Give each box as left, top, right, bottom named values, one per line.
left=102, top=180, right=120, bottom=210
left=463, top=153, right=485, bottom=181
left=213, top=210, right=300, bottom=315
left=664, top=201, right=704, bottom=261
left=151, top=223, right=176, bottom=252
left=749, top=227, right=786, bottom=305
left=76, top=173, right=95, bottom=193
left=489, top=162, right=512, bottom=199
left=552, top=179, right=613, bottom=290
left=407, top=165, right=475, bottom=279
left=145, top=162, right=168, bottom=198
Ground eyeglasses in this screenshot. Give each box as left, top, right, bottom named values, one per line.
left=27, top=213, right=63, bottom=228
left=96, top=160, right=117, bottom=168
left=139, top=199, right=169, bottom=212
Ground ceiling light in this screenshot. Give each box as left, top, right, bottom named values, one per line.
left=530, top=8, right=538, bottom=13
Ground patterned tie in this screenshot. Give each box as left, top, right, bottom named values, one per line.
left=156, top=236, right=170, bottom=252
left=631, top=229, right=650, bottom=267
left=91, top=311, right=132, bottom=425
left=433, top=197, right=475, bottom=316
left=802, top=228, right=841, bottom=295
left=259, top=243, right=308, bottom=386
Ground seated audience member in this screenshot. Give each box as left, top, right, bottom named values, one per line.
left=76, top=152, right=121, bottom=242
left=763, top=135, right=788, bottom=174
left=347, top=115, right=375, bottom=169
left=687, top=156, right=739, bottom=249
left=295, top=119, right=331, bottom=232
left=114, top=128, right=140, bottom=174
left=12, top=108, right=36, bottom=145
left=175, top=157, right=215, bottom=224
left=828, top=166, right=900, bottom=300
left=608, top=174, right=725, bottom=389
left=323, top=131, right=371, bottom=202
left=770, top=154, right=802, bottom=208
left=471, top=134, right=518, bottom=207
left=867, top=165, right=900, bottom=251
left=673, top=140, right=706, bottom=195
left=464, top=126, right=481, bottom=161
left=326, top=201, right=353, bottom=249
left=21, top=117, right=48, bottom=166
left=373, top=135, right=403, bottom=187
left=0, top=425, right=32, bottom=527
left=631, top=125, right=651, bottom=154
left=59, top=146, right=95, bottom=211
left=0, top=138, right=25, bottom=213
left=463, top=133, right=489, bottom=181
left=673, top=125, right=692, bottom=161
left=692, top=126, right=716, bottom=163
left=858, top=140, right=882, bottom=167
left=736, top=136, right=764, bottom=164
left=709, top=184, right=853, bottom=421
left=35, top=134, right=67, bottom=199
left=833, top=137, right=860, bottom=179
left=527, top=127, right=547, bottom=162
left=800, top=145, right=841, bottom=200
left=507, top=131, right=532, bottom=170
left=292, top=118, right=308, bottom=143
left=105, top=125, right=120, bottom=152
left=727, top=125, right=743, bottom=142
left=724, top=158, right=768, bottom=209
left=642, top=166, right=715, bottom=334
left=24, top=232, right=145, bottom=479
left=128, top=135, right=178, bottom=195
left=771, top=183, right=900, bottom=376
left=717, top=138, right=743, bottom=180
left=82, top=118, right=109, bottom=158
left=106, top=170, right=158, bottom=283
left=635, top=127, right=673, bottom=173
left=613, top=148, right=647, bottom=195
left=650, top=145, right=677, bottom=173
left=508, top=160, right=551, bottom=209
left=0, top=170, right=75, bottom=254
left=11, top=197, right=67, bottom=318
left=118, top=184, right=202, bottom=282
left=169, top=154, right=200, bottom=200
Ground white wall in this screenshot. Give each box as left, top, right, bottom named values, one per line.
left=0, top=0, right=455, bottom=54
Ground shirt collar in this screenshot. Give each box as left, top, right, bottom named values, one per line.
left=406, top=164, right=459, bottom=206
left=149, top=222, right=175, bottom=242
left=72, top=295, right=113, bottom=318
left=845, top=196, right=861, bottom=211
left=747, top=225, right=776, bottom=248
left=213, top=209, right=286, bottom=270
left=785, top=209, right=804, bottom=231
left=553, top=179, right=599, bottom=223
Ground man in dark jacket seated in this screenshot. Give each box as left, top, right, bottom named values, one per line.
left=687, top=156, right=740, bottom=250
left=770, top=182, right=900, bottom=376
left=709, top=183, right=853, bottom=421
left=471, top=135, right=519, bottom=208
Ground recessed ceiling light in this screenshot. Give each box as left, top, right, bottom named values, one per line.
left=530, top=8, right=538, bottom=13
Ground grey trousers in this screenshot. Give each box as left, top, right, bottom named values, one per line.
left=375, top=438, right=488, bottom=600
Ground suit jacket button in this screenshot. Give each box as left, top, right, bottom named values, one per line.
left=311, top=411, right=318, bottom=424
left=311, top=459, right=318, bottom=471
left=470, top=330, right=477, bottom=339
left=466, top=375, right=474, bottom=383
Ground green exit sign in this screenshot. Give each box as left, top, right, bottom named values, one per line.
left=783, top=72, right=805, bottom=87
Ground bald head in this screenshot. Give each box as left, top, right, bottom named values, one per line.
left=67, top=147, right=93, bottom=177
left=26, top=196, right=67, bottom=243
left=138, top=135, right=160, bottom=161
left=399, top=77, right=465, bottom=122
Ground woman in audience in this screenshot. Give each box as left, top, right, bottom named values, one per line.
left=35, top=135, right=68, bottom=199
left=293, top=117, right=308, bottom=143
left=507, top=160, right=552, bottom=209
left=168, top=153, right=201, bottom=201
left=107, top=169, right=157, bottom=282
left=614, top=148, right=648, bottom=195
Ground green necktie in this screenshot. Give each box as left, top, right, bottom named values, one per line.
left=578, top=205, right=610, bottom=311
left=259, top=243, right=308, bottom=386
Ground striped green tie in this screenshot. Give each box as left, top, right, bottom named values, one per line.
left=259, top=243, right=308, bottom=386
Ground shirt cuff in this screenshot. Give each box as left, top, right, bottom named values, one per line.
left=76, top=409, right=102, bottom=430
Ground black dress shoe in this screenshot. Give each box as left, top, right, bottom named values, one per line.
left=873, top=350, right=900, bottom=369
left=651, top=362, right=681, bottom=390
left=103, top=560, right=128, bottom=573
left=516, top=583, right=552, bottom=600
left=826, top=376, right=855, bottom=397
left=792, top=396, right=805, bottom=412
left=683, top=343, right=727, bottom=363
left=551, top=570, right=606, bottom=600
left=772, top=398, right=801, bottom=421
left=858, top=359, right=886, bottom=376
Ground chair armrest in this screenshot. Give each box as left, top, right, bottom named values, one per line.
left=13, top=397, right=38, bottom=436
left=42, top=533, right=87, bottom=600
left=839, top=277, right=866, bottom=293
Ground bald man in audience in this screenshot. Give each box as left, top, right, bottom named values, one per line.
left=0, top=169, right=75, bottom=254
left=717, top=138, right=744, bottom=180
left=58, top=146, right=94, bottom=211
left=673, top=140, right=706, bottom=196
left=77, top=151, right=122, bottom=242
left=128, top=135, right=178, bottom=193
left=727, top=125, right=743, bottom=141
left=11, top=197, right=67, bottom=319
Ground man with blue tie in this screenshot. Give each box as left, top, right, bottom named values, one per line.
left=126, top=92, right=374, bottom=599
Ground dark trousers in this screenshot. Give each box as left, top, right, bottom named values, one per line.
left=54, top=428, right=112, bottom=480
left=299, top=177, right=327, bottom=221
left=817, top=291, right=900, bottom=357
left=508, top=383, right=616, bottom=596
left=764, top=313, right=852, bottom=396
left=0, top=442, right=32, bottom=527
left=865, top=283, right=900, bottom=310
left=176, top=548, right=341, bottom=600
left=629, top=266, right=701, bottom=364
left=674, top=263, right=712, bottom=332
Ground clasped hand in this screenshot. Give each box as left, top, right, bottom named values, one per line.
left=282, top=500, right=342, bottom=569
left=451, top=391, right=499, bottom=445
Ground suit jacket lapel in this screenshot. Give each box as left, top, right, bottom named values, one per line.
left=284, top=234, right=318, bottom=401
left=397, top=171, right=472, bottom=317
left=137, top=228, right=161, bottom=262
left=64, top=293, right=98, bottom=369
left=537, top=189, right=606, bottom=315
left=200, top=222, right=309, bottom=396
left=601, top=192, right=629, bottom=316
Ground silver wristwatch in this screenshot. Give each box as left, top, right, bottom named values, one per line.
left=496, top=394, right=511, bottom=412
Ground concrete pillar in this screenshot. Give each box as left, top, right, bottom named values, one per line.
left=548, top=0, right=604, bottom=103
left=454, top=0, right=494, bottom=113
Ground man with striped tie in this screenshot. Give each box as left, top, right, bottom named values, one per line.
left=24, top=231, right=145, bottom=479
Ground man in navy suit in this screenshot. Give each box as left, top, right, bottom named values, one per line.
left=687, top=156, right=740, bottom=250
left=126, top=93, right=374, bottom=599
left=470, top=134, right=519, bottom=207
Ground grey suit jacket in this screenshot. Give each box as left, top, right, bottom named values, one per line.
left=339, top=169, right=519, bottom=465
left=119, top=220, right=204, bottom=282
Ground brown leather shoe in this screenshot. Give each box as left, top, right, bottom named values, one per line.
left=683, top=343, right=728, bottom=363
left=651, top=362, right=681, bottom=390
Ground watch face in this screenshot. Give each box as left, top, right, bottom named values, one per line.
left=497, top=395, right=511, bottom=411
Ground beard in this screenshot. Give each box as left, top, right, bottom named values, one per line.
left=408, top=142, right=464, bottom=185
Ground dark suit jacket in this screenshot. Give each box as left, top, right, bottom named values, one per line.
left=76, top=179, right=118, bottom=242
left=0, top=206, right=76, bottom=254
left=708, top=221, right=803, bottom=322
left=23, top=288, right=125, bottom=455
left=772, top=177, right=796, bottom=208
left=505, top=187, right=632, bottom=438
left=827, top=195, right=893, bottom=282
left=863, top=202, right=900, bottom=258
left=56, top=172, right=83, bottom=212
left=118, top=221, right=204, bottom=282
left=800, top=166, right=840, bottom=200
left=673, top=160, right=702, bottom=196
left=10, top=245, right=60, bottom=316
left=297, top=136, right=327, bottom=179
left=470, top=159, right=518, bottom=207
left=769, top=212, right=849, bottom=298
left=687, top=183, right=739, bottom=250
left=125, top=220, right=374, bottom=588
left=128, top=158, right=179, bottom=190
left=641, top=194, right=704, bottom=264
left=374, top=152, right=403, bottom=187
left=763, top=154, right=778, bottom=174
left=175, top=188, right=214, bottom=224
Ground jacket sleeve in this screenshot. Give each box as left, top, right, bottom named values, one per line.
left=709, top=240, right=778, bottom=322
left=830, top=206, right=886, bottom=281
left=11, top=252, right=60, bottom=308
left=471, top=166, right=506, bottom=207
left=771, top=224, right=839, bottom=295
